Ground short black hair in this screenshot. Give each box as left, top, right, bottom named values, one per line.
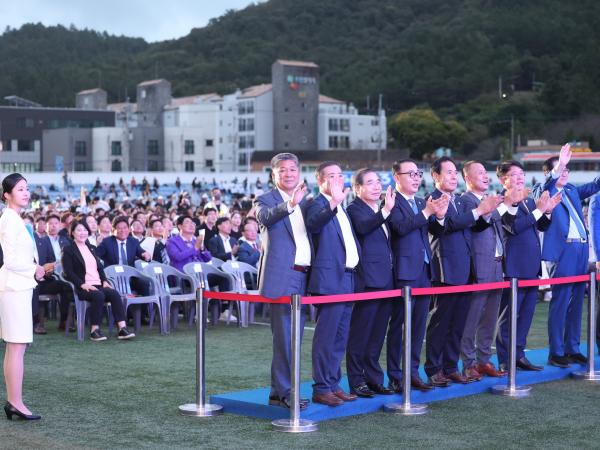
left=69, top=219, right=91, bottom=239
left=431, top=156, right=456, bottom=176
left=496, top=160, right=524, bottom=178
left=216, top=217, right=230, bottom=228
left=46, top=214, right=60, bottom=222
left=149, top=218, right=162, bottom=228
left=352, top=168, right=377, bottom=187
left=542, top=156, right=559, bottom=175
left=392, top=159, right=417, bottom=174
left=176, top=215, right=194, bottom=227
left=112, top=215, right=130, bottom=229
left=203, top=207, right=217, bottom=216
left=316, top=161, right=341, bottom=179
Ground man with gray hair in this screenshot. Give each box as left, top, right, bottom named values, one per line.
left=255, top=152, right=313, bottom=410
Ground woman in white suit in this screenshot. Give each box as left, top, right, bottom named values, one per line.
left=0, top=173, right=45, bottom=421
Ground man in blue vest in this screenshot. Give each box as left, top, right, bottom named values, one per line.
left=533, top=144, right=600, bottom=367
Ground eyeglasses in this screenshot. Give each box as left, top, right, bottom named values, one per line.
left=397, top=170, right=424, bottom=179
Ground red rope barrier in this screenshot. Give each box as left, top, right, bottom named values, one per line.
left=200, top=273, right=596, bottom=305
left=518, top=274, right=589, bottom=288
left=203, top=291, right=290, bottom=304
left=412, top=281, right=510, bottom=297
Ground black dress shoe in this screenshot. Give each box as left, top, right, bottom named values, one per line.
left=4, top=402, right=41, bottom=421
left=548, top=354, right=570, bottom=368
left=366, top=382, right=394, bottom=395
left=516, top=357, right=543, bottom=371
left=566, top=353, right=588, bottom=365
left=351, top=383, right=375, bottom=398
left=388, top=378, right=402, bottom=394
left=268, top=395, right=309, bottom=410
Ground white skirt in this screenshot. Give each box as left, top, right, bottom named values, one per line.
left=0, top=289, right=33, bottom=343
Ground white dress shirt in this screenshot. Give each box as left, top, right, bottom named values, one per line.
left=219, top=233, right=233, bottom=253
left=277, top=188, right=311, bottom=266
left=322, top=193, right=359, bottom=269
left=48, top=235, right=62, bottom=263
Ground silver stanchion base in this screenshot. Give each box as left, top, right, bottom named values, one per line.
left=383, top=402, right=428, bottom=415
left=490, top=384, right=531, bottom=397
left=571, top=370, right=600, bottom=381
left=271, top=418, right=318, bottom=433
left=178, top=403, right=224, bottom=416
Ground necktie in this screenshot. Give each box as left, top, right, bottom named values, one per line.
left=160, top=241, right=170, bottom=265
left=252, top=242, right=257, bottom=250
left=562, top=193, right=587, bottom=239
left=493, top=221, right=504, bottom=257
left=120, top=242, right=127, bottom=265
left=408, top=198, right=429, bottom=264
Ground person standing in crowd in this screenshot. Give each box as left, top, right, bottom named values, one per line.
left=496, top=160, right=559, bottom=372
left=236, top=219, right=261, bottom=267
left=388, top=159, right=448, bottom=392
left=0, top=173, right=45, bottom=420
left=425, top=157, right=499, bottom=386
left=255, top=152, right=312, bottom=410
left=207, top=217, right=239, bottom=262
left=62, top=220, right=135, bottom=342
left=459, top=161, right=515, bottom=380
left=205, top=188, right=230, bottom=218
left=533, top=144, right=600, bottom=367
left=345, top=168, right=395, bottom=398
left=307, top=161, right=361, bottom=407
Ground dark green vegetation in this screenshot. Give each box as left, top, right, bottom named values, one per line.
left=2, top=0, right=600, bottom=157
left=1, top=301, right=600, bottom=449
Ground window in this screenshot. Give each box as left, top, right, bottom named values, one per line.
left=247, top=118, right=254, bottom=131
left=2, top=140, right=11, bottom=151
left=147, top=140, right=159, bottom=155
left=147, top=160, right=159, bottom=171
left=238, top=101, right=254, bottom=115
left=75, top=141, right=87, bottom=156
left=185, top=161, right=195, bottom=172
left=341, top=119, right=350, bottom=132
left=205, top=159, right=213, bottom=167
left=371, top=119, right=379, bottom=126
left=16, top=117, right=34, bottom=128
left=329, top=136, right=339, bottom=149
left=239, top=119, right=246, bottom=132
left=111, top=141, right=122, bottom=156
left=184, top=140, right=194, bottom=154
left=329, top=119, right=339, bottom=131
left=239, top=136, right=247, bottom=149
left=111, top=160, right=122, bottom=172
left=238, top=153, right=247, bottom=166
left=74, top=161, right=88, bottom=171
left=18, top=140, right=32, bottom=151
left=341, top=136, right=350, bottom=149
left=205, top=139, right=214, bottom=147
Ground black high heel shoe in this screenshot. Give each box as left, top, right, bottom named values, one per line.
left=4, top=402, right=41, bottom=421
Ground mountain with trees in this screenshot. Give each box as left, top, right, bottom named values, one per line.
left=2, top=0, right=600, bottom=158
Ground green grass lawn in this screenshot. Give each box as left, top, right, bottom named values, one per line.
left=1, top=300, right=600, bottom=450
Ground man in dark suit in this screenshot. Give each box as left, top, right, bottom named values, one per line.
left=32, top=230, right=75, bottom=334
left=496, top=160, right=558, bottom=372
left=424, top=157, right=500, bottom=386
left=533, top=144, right=600, bottom=367
left=96, top=215, right=151, bottom=296
left=307, top=161, right=361, bottom=407
left=236, top=220, right=260, bottom=267
left=388, top=159, right=448, bottom=392
left=459, top=161, right=515, bottom=379
left=255, top=152, right=313, bottom=410
left=345, top=168, right=395, bottom=397
left=147, top=219, right=170, bottom=264
left=206, top=217, right=239, bottom=261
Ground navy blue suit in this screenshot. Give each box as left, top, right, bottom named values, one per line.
left=255, top=189, right=313, bottom=401
left=533, top=174, right=600, bottom=357
left=95, top=235, right=149, bottom=295
left=590, top=194, right=600, bottom=349
left=425, top=190, right=484, bottom=377
left=307, top=193, right=361, bottom=395
left=388, top=192, right=444, bottom=379
left=345, top=197, right=394, bottom=388
left=496, top=197, right=551, bottom=366
left=206, top=234, right=238, bottom=261
left=236, top=240, right=260, bottom=267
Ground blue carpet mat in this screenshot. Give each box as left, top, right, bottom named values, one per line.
left=210, top=346, right=600, bottom=421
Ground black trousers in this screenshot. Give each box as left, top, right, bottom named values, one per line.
left=77, top=286, right=126, bottom=326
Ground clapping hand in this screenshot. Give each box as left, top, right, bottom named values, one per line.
left=382, top=186, right=396, bottom=214
left=328, top=177, right=350, bottom=208
left=289, top=182, right=307, bottom=208
left=476, top=194, right=503, bottom=216
left=545, top=192, right=562, bottom=213
left=34, top=264, right=46, bottom=281
left=535, top=191, right=551, bottom=213
left=432, top=195, right=449, bottom=219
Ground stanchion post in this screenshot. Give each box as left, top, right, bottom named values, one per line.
left=179, top=280, right=224, bottom=416
left=572, top=271, right=600, bottom=381
left=384, top=286, right=427, bottom=415
left=491, top=278, right=531, bottom=397
left=272, top=294, right=317, bottom=432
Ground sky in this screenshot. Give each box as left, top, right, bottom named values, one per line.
left=0, top=0, right=262, bottom=42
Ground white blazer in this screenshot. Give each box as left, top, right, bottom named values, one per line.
left=0, top=208, right=38, bottom=291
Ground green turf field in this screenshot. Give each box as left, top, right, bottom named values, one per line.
left=1, top=300, right=600, bottom=450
